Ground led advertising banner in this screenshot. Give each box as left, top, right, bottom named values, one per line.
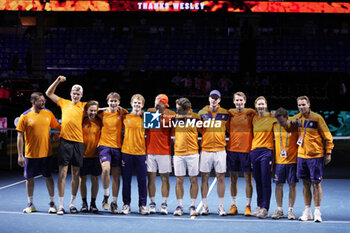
left=1, top=1, right=350, bottom=13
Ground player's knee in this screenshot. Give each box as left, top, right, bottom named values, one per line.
left=176, top=177, right=184, bottom=184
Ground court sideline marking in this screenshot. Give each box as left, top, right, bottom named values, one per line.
left=0, top=175, right=42, bottom=190
left=191, top=177, right=217, bottom=220
left=0, top=210, right=349, bottom=224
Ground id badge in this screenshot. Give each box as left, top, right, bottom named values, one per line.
left=297, top=137, right=303, bottom=146
left=280, top=149, right=287, bottom=158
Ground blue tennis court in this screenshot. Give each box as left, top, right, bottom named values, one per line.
left=1, top=172, right=349, bottom=233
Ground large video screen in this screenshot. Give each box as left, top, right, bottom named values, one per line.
left=1, top=1, right=350, bottom=13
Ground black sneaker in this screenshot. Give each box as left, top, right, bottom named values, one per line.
left=110, top=202, right=118, bottom=214
left=90, top=202, right=99, bottom=213
left=80, top=202, right=88, bottom=213
left=70, top=206, right=78, bottom=214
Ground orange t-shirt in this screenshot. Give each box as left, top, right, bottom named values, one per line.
left=121, top=113, right=146, bottom=155
left=251, top=113, right=276, bottom=151
left=227, top=108, right=256, bottom=153
left=146, top=108, right=175, bottom=155
left=57, top=97, right=86, bottom=143
left=98, top=108, right=127, bottom=148
left=174, top=111, right=201, bottom=156
left=16, top=108, right=60, bottom=158
left=82, top=117, right=102, bottom=158
left=273, top=120, right=298, bottom=164
left=198, top=105, right=229, bottom=152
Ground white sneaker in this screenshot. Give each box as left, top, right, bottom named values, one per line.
left=57, top=207, right=65, bottom=215
left=314, top=209, right=322, bottom=223
left=271, top=209, right=284, bottom=219
left=299, top=209, right=313, bottom=221
left=48, top=201, right=57, bottom=214
left=149, top=202, right=156, bottom=214
left=160, top=203, right=168, bottom=215
left=288, top=209, right=296, bottom=220
left=139, top=206, right=150, bottom=215
left=102, top=195, right=110, bottom=210
left=189, top=206, right=198, bottom=216
left=252, top=206, right=262, bottom=216
left=23, top=203, right=36, bottom=213
left=257, top=208, right=268, bottom=219
left=173, top=206, right=184, bottom=216
left=217, top=205, right=227, bottom=216
left=201, top=205, right=210, bottom=215
left=121, top=204, right=131, bottom=215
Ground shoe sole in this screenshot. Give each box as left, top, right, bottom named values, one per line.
left=160, top=211, right=168, bottom=215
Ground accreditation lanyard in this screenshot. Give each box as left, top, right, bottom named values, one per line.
left=280, top=121, right=289, bottom=150
left=300, top=112, right=312, bottom=139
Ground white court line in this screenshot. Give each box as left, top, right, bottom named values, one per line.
left=191, top=177, right=217, bottom=220
left=0, top=175, right=42, bottom=190
left=0, top=210, right=349, bottom=224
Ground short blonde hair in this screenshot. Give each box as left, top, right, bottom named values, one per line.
left=233, top=91, right=246, bottom=101
left=131, top=94, right=145, bottom=105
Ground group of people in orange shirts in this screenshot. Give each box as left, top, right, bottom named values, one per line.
left=17, top=75, right=333, bottom=223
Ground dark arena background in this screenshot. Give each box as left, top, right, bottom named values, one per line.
left=0, top=1, right=350, bottom=233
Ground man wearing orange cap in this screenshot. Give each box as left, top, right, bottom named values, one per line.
left=146, top=94, right=175, bottom=215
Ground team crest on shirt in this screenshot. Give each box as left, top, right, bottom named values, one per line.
left=28, top=119, right=34, bottom=126
left=125, top=119, right=130, bottom=125
left=46, top=117, right=49, bottom=121
left=68, top=105, right=73, bottom=109
left=244, top=116, right=247, bottom=120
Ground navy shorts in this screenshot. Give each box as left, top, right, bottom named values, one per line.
left=227, top=151, right=252, bottom=173
left=58, top=138, right=84, bottom=167
left=80, top=157, right=102, bottom=177
left=273, top=163, right=298, bottom=184
left=24, top=157, right=52, bottom=179
left=98, top=146, right=121, bottom=168
left=297, top=157, right=324, bottom=183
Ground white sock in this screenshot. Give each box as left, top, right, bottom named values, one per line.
left=59, top=197, right=64, bottom=209
left=162, top=197, right=168, bottom=204
left=305, top=206, right=311, bottom=212
left=70, top=195, right=76, bottom=207
left=191, top=199, right=196, bottom=206
left=112, top=196, right=117, bottom=203
left=288, top=207, right=293, bottom=211
left=277, top=206, right=283, bottom=211
left=231, top=196, right=237, bottom=205
left=27, top=196, right=33, bottom=204
left=315, top=206, right=320, bottom=211
left=219, top=198, right=224, bottom=207
left=104, top=189, right=109, bottom=196
left=246, top=198, right=252, bottom=206
left=150, top=196, right=155, bottom=203
left=177, top=199, right=183, bottom=207
left=49, top=196, right=55, bottom=203
left=202, top=198, right=207, bottom=206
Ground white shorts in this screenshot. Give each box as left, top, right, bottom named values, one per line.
left=173, top=154, right=199, bottom=177
left=146, top=154, right=172, bottom=174
left=200, top=150, right=227, bottom=173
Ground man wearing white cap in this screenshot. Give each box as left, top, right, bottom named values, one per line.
left=199, top=90, right=229, bottom=216
left=46, top=76, right=86, bottom=215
